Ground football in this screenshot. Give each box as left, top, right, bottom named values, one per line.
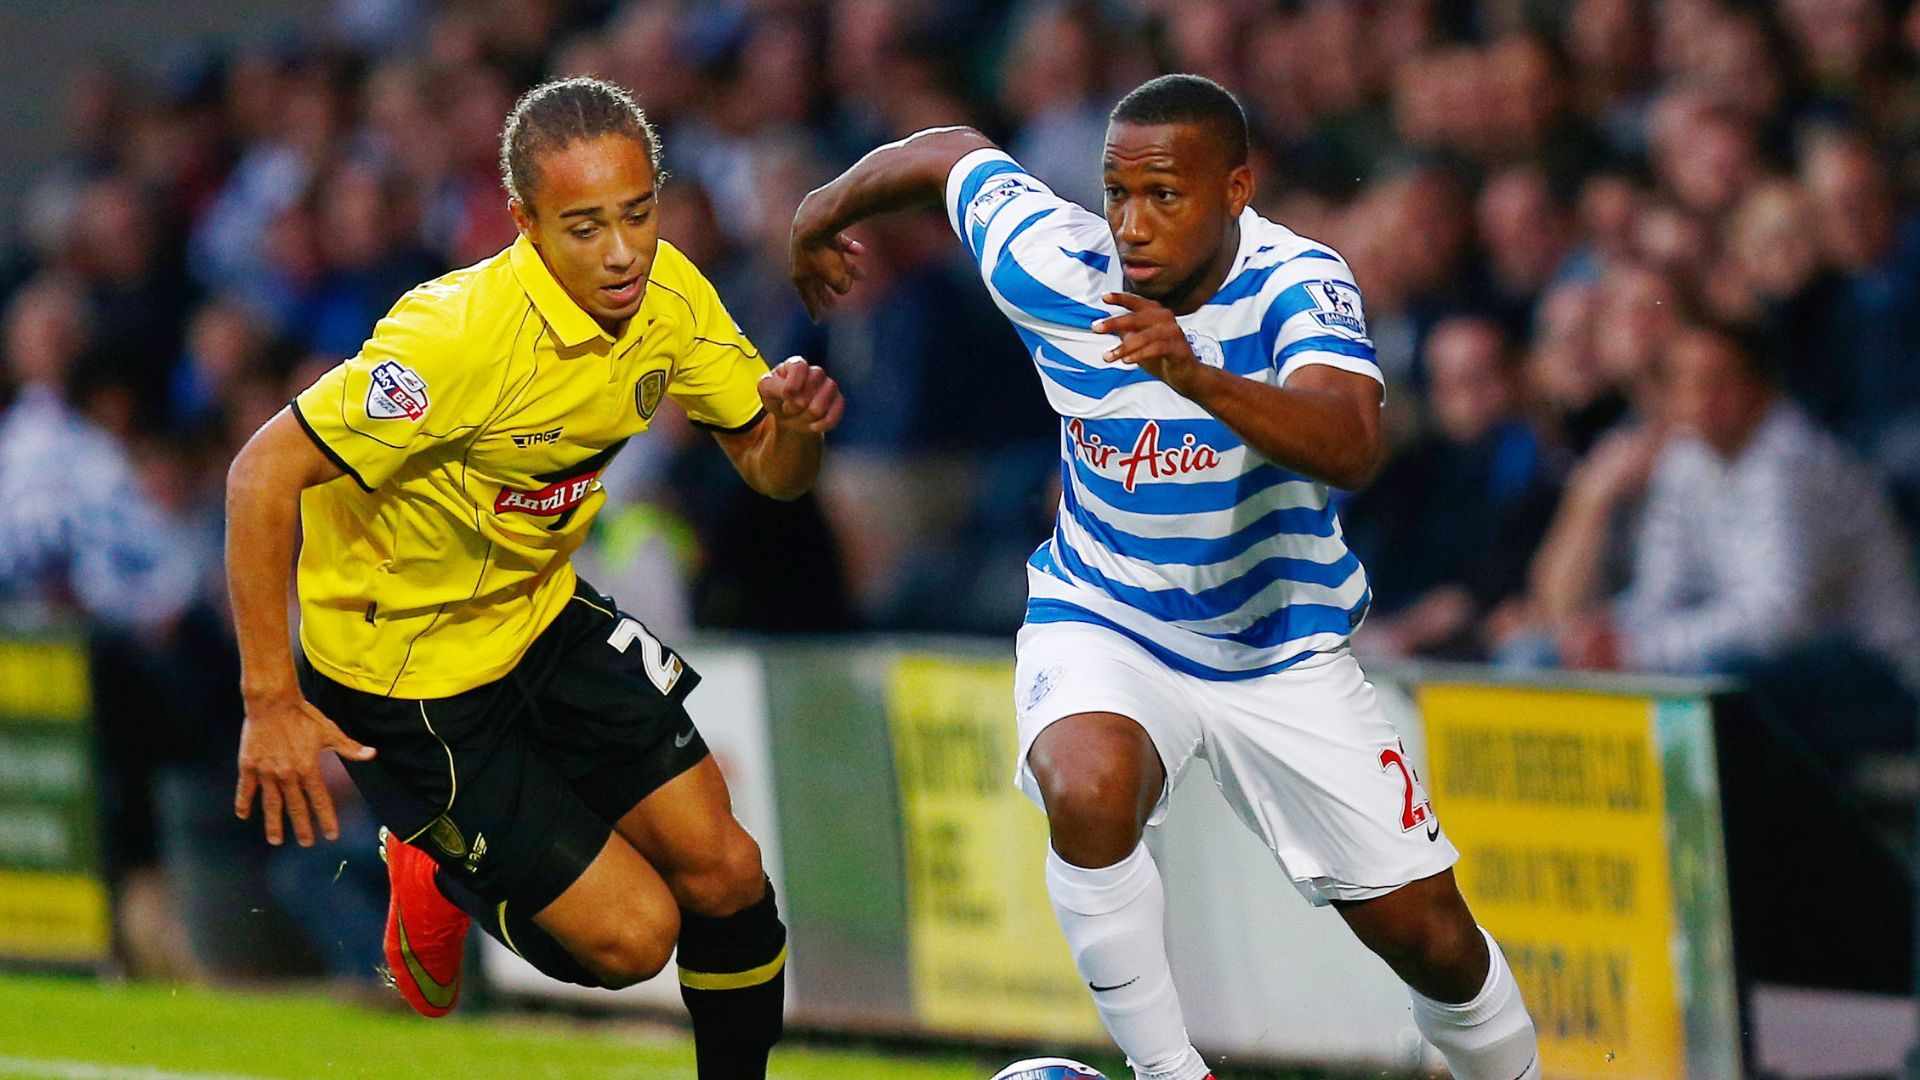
left=990, top=1059, right=1107, bottom=1080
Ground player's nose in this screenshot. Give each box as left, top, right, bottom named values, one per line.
left=605, top=234, right=637, bottom=271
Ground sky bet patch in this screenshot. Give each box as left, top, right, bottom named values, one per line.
left=366, top=360, right=430, bottom=420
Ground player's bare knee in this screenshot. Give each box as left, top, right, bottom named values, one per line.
left=1037, top=760, right=1140, bottom=829
left=675, top=831, right=766, bottom=917
left=584, top=917, right=679, bottom=988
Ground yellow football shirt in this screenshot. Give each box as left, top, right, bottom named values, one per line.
left=291, top=236, right=767, bottom=697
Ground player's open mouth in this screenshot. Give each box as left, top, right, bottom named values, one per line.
left=1120, top=259, right=1161, bottom=283
left=601, top=276, right=645, bottom=305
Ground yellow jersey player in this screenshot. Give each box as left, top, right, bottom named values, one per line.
left=226, top=78, right=842, bottom=1079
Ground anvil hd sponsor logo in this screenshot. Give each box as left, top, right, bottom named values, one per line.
left=493, top=438, right=628, bottom=529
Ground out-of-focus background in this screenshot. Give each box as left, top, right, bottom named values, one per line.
left=0, top=0, right=1917, bottom=1077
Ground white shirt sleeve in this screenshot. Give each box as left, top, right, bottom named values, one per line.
left=1263, top=253, right=1383, bottom=389
left=943, top=148, right=1117, bottom=334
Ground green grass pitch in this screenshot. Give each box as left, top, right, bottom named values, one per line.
left=0, top=974, right=1029, bottom=1079
left=0, top=974, right=1342, bottom=1078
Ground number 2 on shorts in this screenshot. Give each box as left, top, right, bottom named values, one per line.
left=606, top=616, right=686, bottom=694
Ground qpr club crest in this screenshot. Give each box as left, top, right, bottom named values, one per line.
left=1021, top=663, right=1063, bottom=713
left=636, top=369, right=667, bottom=420
left=365, top=360, right=429, bottom=420
left=1183, top=329, right=1226, bottom=369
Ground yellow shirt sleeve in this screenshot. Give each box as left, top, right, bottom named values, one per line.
left=655, top=243, right=770, bottom=433
left=291, top=288, right=470, bottom=491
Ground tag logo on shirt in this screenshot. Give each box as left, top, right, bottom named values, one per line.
left=635, top=370, right=667, bottom=421
left=511, top=427, right=564, bottom=448
left=1184, top=330, right=1226, bottom=369
left=1306, top=280, right=1366, bottom=336
left=969, top=175, right=1040, bottom=230
left=365, top=360, right=429, bottom=421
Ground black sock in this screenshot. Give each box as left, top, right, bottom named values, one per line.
left=677, top=879, right=788, bottom=1080
left=435, top=872, right=604, bottom=988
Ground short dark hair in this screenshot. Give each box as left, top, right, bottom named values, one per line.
left=1680, top=318, right=1780, bottom=387
left=1110, top=74, right=1249, bottom=165
left=499, top=77, right=660, bottom=208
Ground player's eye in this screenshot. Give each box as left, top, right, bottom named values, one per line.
left=1103, top=185, right=1125, bottom=202
left=570, top=225, right=597, bottom=239
left=1153, top=188, right=1178, bottom=202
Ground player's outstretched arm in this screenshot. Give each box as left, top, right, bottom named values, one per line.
left=789, top=126, right=997, bottom=320
left=225, top=409, right=376, bottom=847
left=712, top=357, right=845, bottom=500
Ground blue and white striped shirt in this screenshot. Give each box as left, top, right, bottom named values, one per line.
left=945, top=149, right=1382, bottom=680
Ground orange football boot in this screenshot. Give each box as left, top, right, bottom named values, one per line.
left=379, top=826, right=471, bottom=1017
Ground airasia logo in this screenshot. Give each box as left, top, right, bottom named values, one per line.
left=1067, top=418, right=1223, bottom=493
left=494, top=476, right=596, bottom=516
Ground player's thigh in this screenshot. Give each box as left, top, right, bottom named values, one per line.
left=1200, top=650, right=1458, bottom=906
left=532, top=828, right=681, bottom=982
left=298, top=655, right=620, bottom=918
left=1014, top=622, right=1202, bottom=830
left=611, top=755, right=767, bottom=917
left=532, top=582, right=714, bottom=823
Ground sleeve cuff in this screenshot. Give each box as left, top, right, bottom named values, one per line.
left=290, top=398, right=375, bottom=492
left=1277, top=354, right=1386, bottom=397
left=689, top=407, right=768, bottom=435
left=944, top=147, right=1019, bottom=240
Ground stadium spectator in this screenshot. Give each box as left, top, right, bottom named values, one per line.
left=1345, top=316, right=1562, bottom=660
left=1566, top=325, right=1920, bottom=689
left=0, top=276, right=197, bottom=628
left=1476, top=164, right=1579, bottom=335
left=1797, top=131, right=1920, bottom=521
left=1000, top=2, right=1111, bottom=211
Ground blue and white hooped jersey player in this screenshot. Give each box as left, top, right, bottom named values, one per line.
left=945, top=148, right=1458, bottom=904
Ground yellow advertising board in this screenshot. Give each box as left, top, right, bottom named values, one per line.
left=0, top=870, right=110, bottom=961
left=1421, top=684, right=1683, bottom=1079
left=887, top=654, right=1104, bottom=1041
left=0, top=634, right=109, bottom=965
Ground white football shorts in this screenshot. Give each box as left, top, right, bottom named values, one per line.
left=1013, top=620, right=1459, bottom=905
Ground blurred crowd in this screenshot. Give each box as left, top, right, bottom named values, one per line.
left=3, top=0, right=1920, bottom=977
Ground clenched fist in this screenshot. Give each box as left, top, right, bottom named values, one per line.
left=758, top=356, right=845, bottom=434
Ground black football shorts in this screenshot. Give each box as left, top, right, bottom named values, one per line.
left=298, top=578, right=709, bottom=913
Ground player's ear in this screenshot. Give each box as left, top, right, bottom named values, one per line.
left=508, top=197, right=536, bottom=243
left=1227, top=164, right=1254, bottom=218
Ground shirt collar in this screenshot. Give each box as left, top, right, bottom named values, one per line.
left=509, top=235, right=612, bottom=349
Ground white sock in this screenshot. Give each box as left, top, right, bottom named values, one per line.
left=1410, top=928, right=1541, bottom=1080
left=1045, top=843, right=1210, bottom=1080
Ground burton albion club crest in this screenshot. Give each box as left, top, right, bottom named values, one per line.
left=636, top=370, right=667, bottom=420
